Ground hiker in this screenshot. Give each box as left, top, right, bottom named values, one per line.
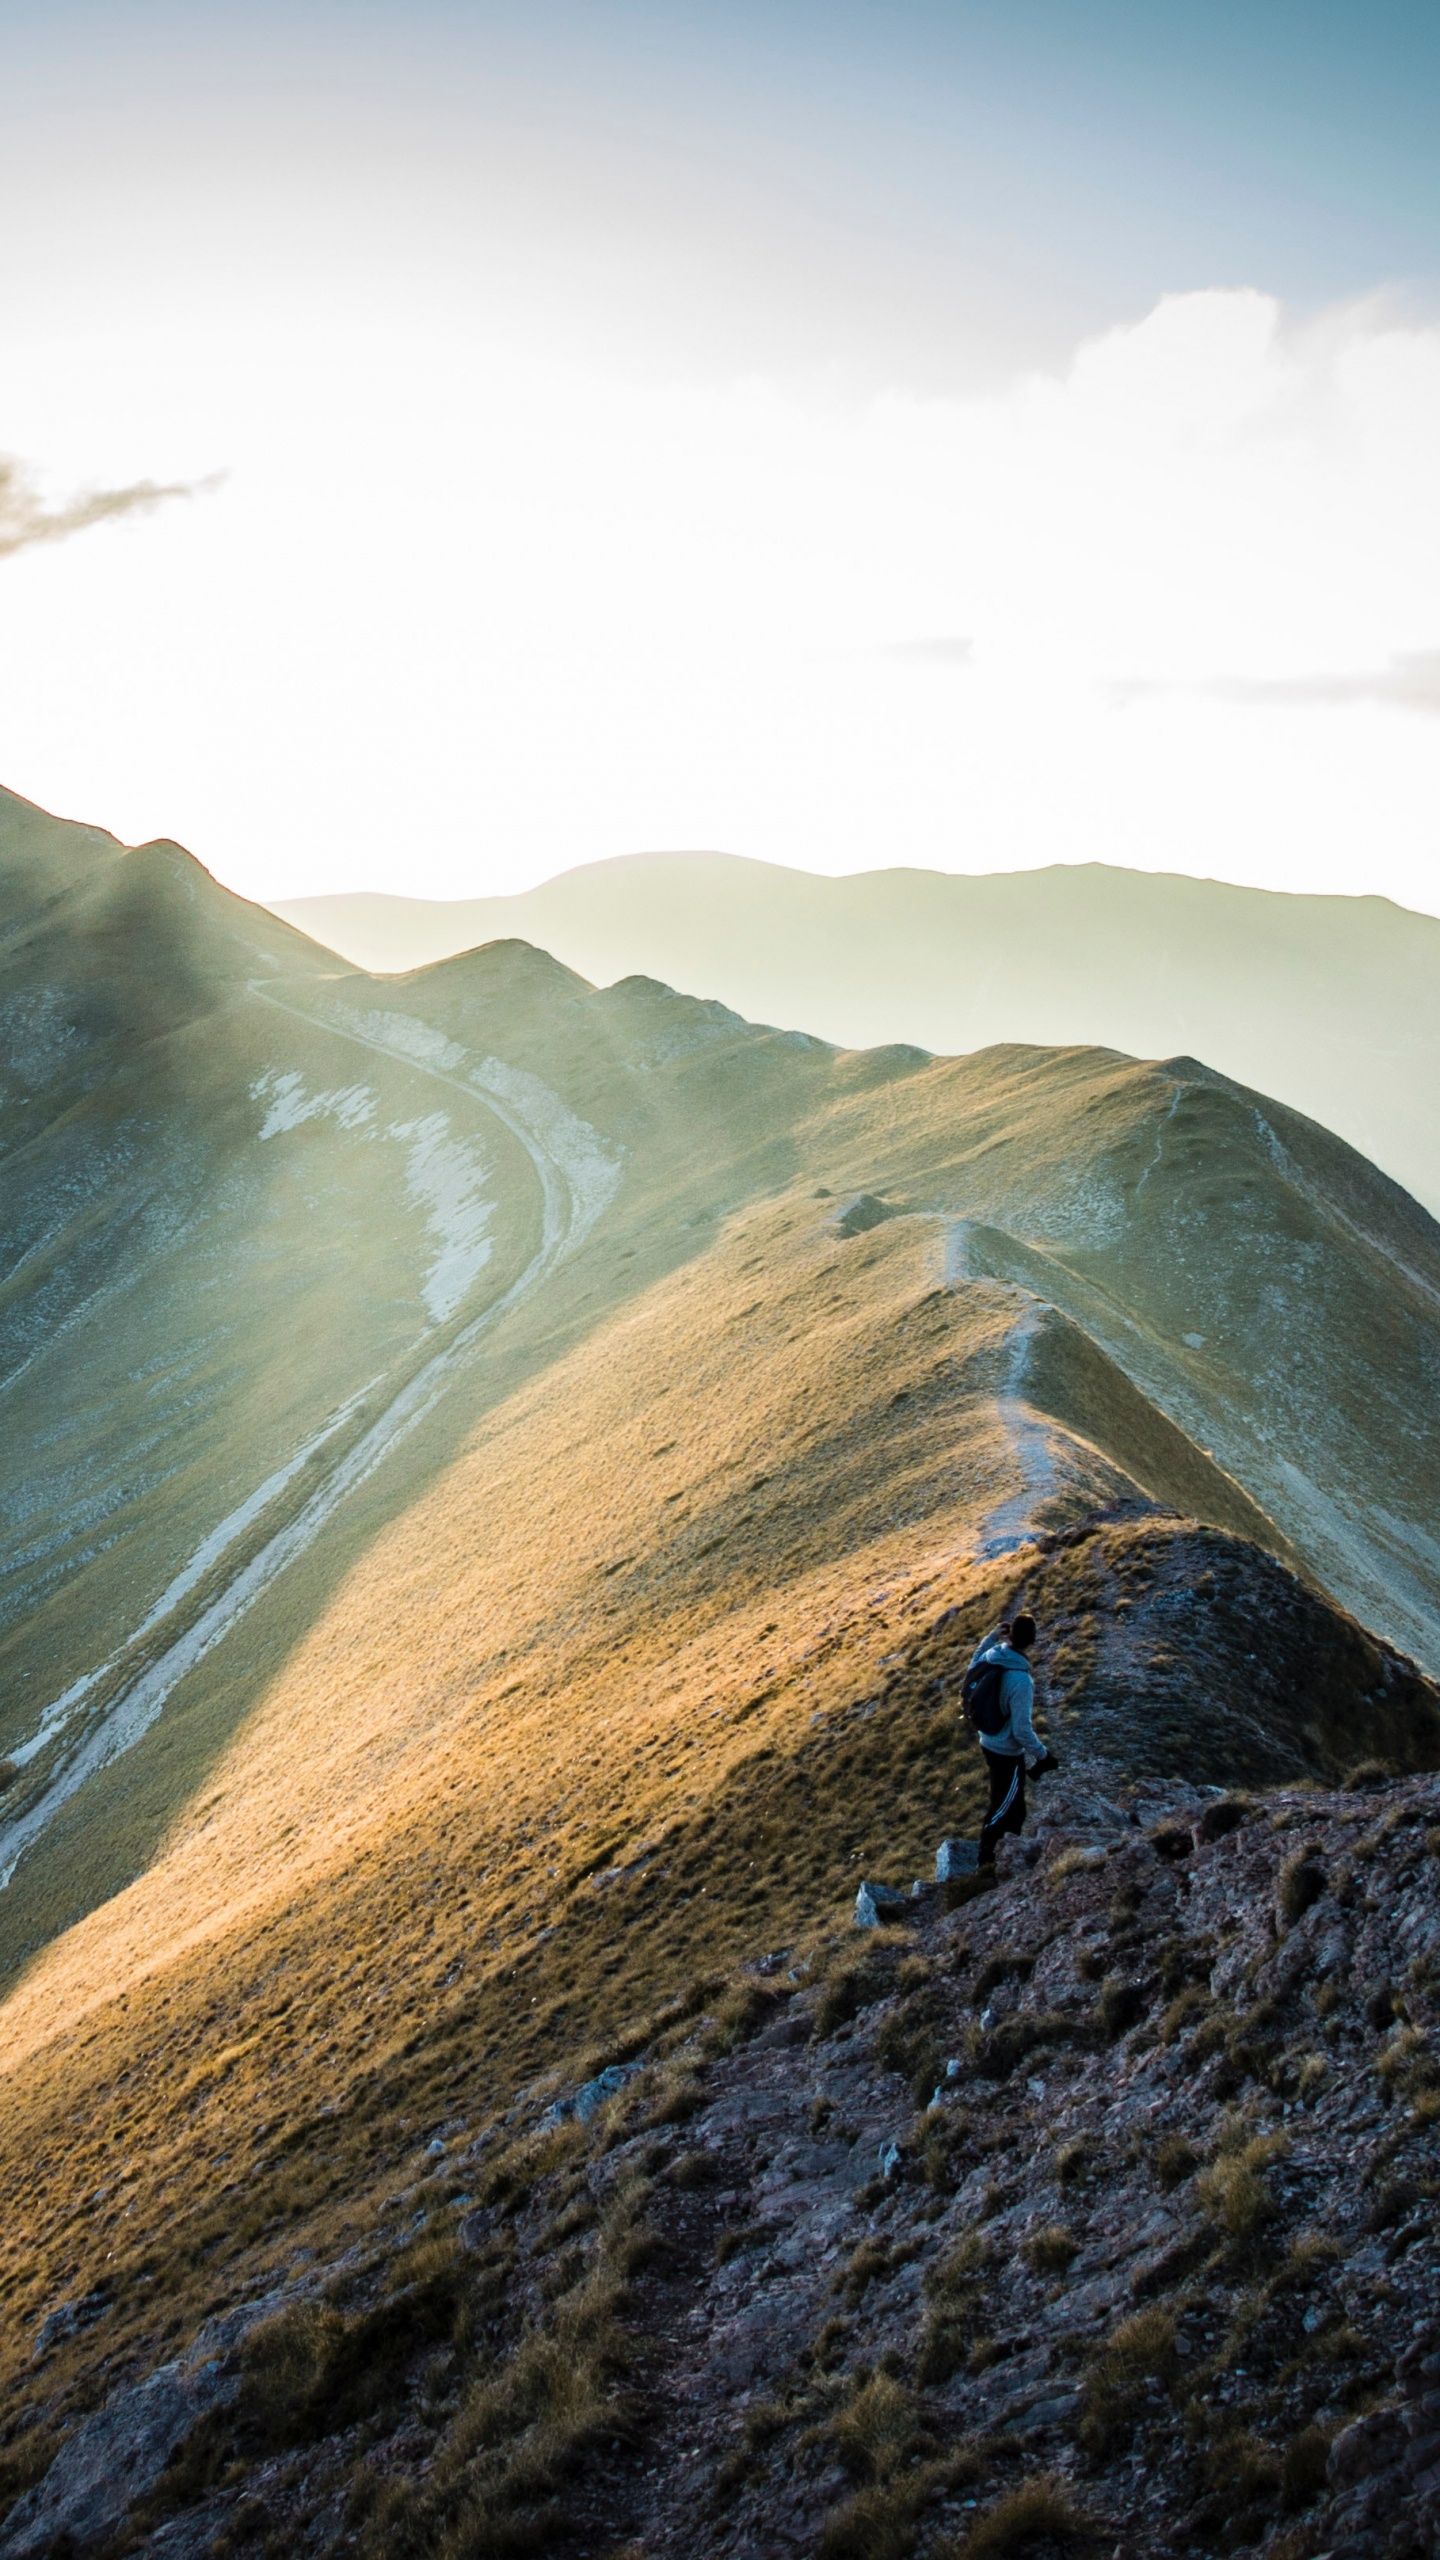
left=963, top=1612, right=1055, bottom=1869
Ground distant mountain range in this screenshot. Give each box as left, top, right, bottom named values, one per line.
left=275, top=853, right=1440, bottom=1218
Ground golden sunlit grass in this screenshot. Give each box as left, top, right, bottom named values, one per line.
left=0, top=1196, right=1042, bottom=2422
left=0, top=1032, right=1436, bottom=2479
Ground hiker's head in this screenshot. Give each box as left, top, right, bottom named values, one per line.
left=1008, top=1612, right=1037, bottom=1653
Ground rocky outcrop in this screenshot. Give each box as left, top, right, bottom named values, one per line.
left=1322, top=2331, right=1440, bottom=2558
left=0, top=2295, right=299, bottom=2557
left=13, top=1755, right=1440, bottom=2556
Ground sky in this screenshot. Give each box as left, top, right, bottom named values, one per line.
left=2, top=1, right=1440, bottom=908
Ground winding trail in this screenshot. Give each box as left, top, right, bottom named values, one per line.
left=0, top=998, right=619, bottom=1891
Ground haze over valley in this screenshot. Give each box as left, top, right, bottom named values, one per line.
left=281, top=853, right=1440, bottom=1221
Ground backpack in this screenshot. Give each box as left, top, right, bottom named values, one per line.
left=961, top=1652, right=1009, bottom=1736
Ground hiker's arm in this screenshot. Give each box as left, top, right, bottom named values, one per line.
left=1007, top=1669, right=1045, bottom=1768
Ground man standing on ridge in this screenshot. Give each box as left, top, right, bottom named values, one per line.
left=966, top=1612, right=1054, bottom=1869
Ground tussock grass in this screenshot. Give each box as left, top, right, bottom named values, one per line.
left=815, top=1939, right=910, bottom=2040
left=973, top=1948, right=1035, bottom=2003
left=941, top=2474, right=1094, bottom=2557
left=917, top=2232, right=992, bottom=2385
left=817, top=2375, right=987, bottom=2560
left=1344, top=1759, right=1402, bottom=1791
left=837, top=2235, right=916, bottom=2305
left=1197, top=2129, right=1288, bottom=2246
left=1093, top=1975, right=1147, bottom=2041
left=827, top=2371, right=933, bottom=2482
left=667, top=2146, right=718, bottom=2190
left=1280, top=2423, right=1333, bottom=2508
left=1022, top=2223, right=1078, bottom=2276
left=972, top=2009, right=1080, bottom=2081
left=1076, top=2307, right=1177, bottom=2453
left=1045, top=1846, right=1105, bottom=1885
left=1054, top=2137, right=1096, bottom=2187
left=876, top=1977, right=946, bottom=2105
left=1158, top=1985, right=1211, bottom=2044
left=1276, top=1847, right=1327, bottom=1926
left=1374, top=2024, right=1439, bottom=2099
left=1153, top=2135, right=1199, bottom=2191
left=358, top=2175, right=654, bottom=2558
left=1295, top=2052, right=1329, bottom=2101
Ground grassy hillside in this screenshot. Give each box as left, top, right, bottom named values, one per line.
left=3, top=785, right=1440, bottom=1977
left=0, top=1187, right=1434, bottom=2554
left=4, top=788, right=1440, bottom=2554
left=275, top=850, right=1440, bottom=1217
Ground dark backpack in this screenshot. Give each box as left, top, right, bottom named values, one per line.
left=961, top=1653, right=1009, bottom=1736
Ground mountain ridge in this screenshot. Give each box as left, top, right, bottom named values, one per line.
left=272, top=846, right=1440, bottom=1218
left=3, top=789, right=1440, bottom=2556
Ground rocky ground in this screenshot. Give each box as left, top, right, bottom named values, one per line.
left=7, top=1752, right=1440, bottom=2560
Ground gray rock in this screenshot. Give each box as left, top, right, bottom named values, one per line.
left=545, top=2061, right=641, bottom=2125
left=457, top=2205, right=502, bottom=2254
left=32, top=2289, right=111, bottom=2359
left=1, top=2287, right=301, bottom=2556
left=935, top=1838, right=978, bottom=1881
left=834, top=1194, right=904, bottom=1238
left=1328, top=2406, right=1408, bottom=2491
left=854, top=1881, right=914, bottom=1929
left=0, top=2363, right=233, bottom=2556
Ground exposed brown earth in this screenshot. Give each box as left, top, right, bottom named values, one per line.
left=1, top=1564, right=1439, bottom=2560
left=8, top=1749, right=1440, bottom=2558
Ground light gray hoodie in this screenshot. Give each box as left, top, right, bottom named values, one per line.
left=968, top=1626, right=1044, bottom=1767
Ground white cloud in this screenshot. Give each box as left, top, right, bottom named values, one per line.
left=0, top=455, right=217, bottom=558
left=2, top=288, right=1439, bottom=911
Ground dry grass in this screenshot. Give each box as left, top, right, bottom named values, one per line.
left=1154, top=2134, right=1199, bottom=2191
left=917, top=2232, right=992, bottom=2385
left=1280, top=2424, right=1334, bottom=2508
left=1023, top=2223, right=1079, bottom=2276
left=1197, top=2129, right=1289, bottom=2245
left=356, top=2174, right=655, bottom=2558
left=1296, top=2053, right=1329, bottom=2102
left=941, top=2474, right=1094, bottom=2557
left=1374, top=2024, right=1438, bottom=2099
left=1158, top=1985, right=1211, bottom=2044
left=1076, top=2307, right=1177, bottom=2453
left=827, top=2372, right=932, bottom=2483
left=817, top=2376, right=985, bottom=2560
left=1045, top=1846, right=1106, bottom=1886
left=1093, top=1975, right=1147, bottom=2041
left=1276, top=1847, right=1327, bottom=1926
left=1054, top=2137, right=1095, bottom=2187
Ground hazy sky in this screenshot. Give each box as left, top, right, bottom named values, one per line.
left=2, top=0, right=1440, bottom=906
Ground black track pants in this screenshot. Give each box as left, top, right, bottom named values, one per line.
left=978, top=1750, right=1027, bottom=1863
